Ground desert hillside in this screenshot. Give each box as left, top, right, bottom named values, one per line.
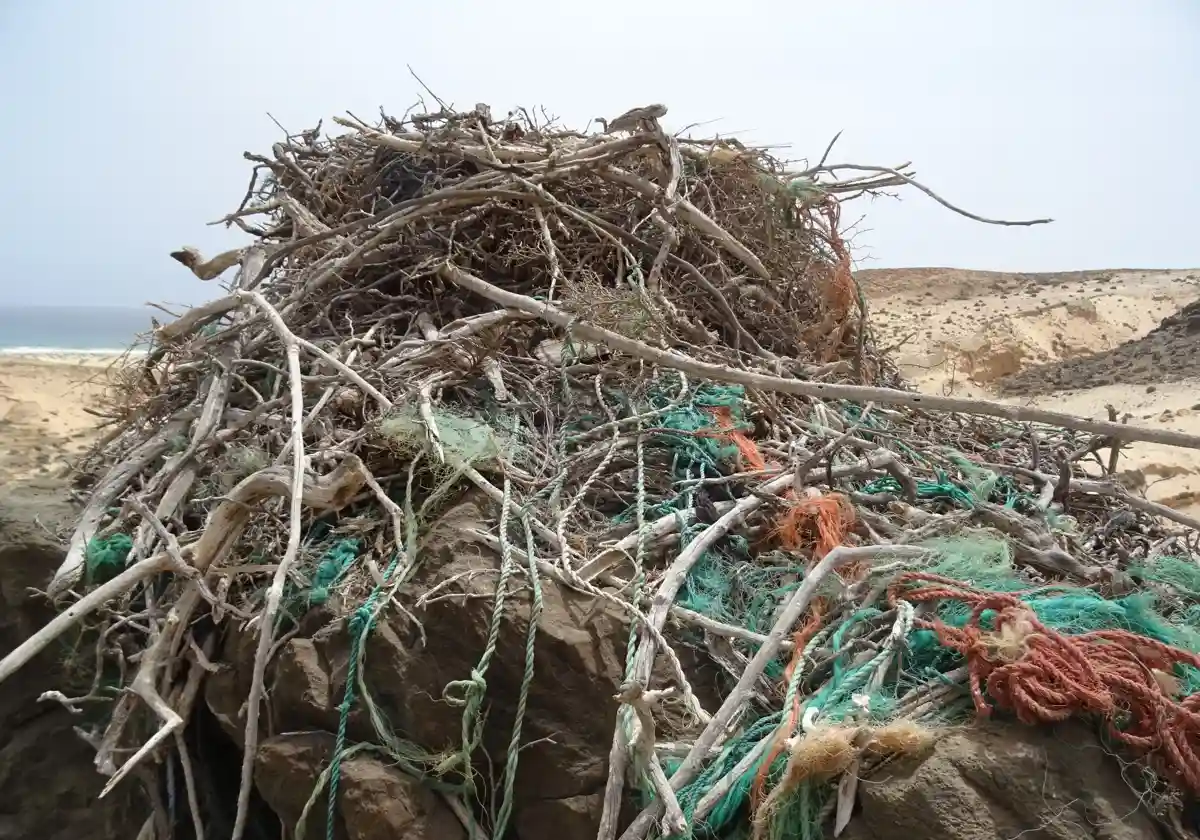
left=860, top=267, right=1200, bottom=517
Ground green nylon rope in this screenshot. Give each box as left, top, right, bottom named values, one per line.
left=441, top=421, right=544, bottom=836
left=441, top=511, right=515, bottom=767
left=491, top=475, right=544, bottom=836
left=325, top=550, right=402, bottom=840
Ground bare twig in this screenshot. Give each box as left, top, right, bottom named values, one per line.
left=791, top=163, right=1054, bottom=226
left=231, top=291, right=310, bottom=840
left=439, top=262, right=1200, bottom=451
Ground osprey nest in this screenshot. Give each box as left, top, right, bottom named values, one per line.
left=6, top=101, right=1200, bottom=840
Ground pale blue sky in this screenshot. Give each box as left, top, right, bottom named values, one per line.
left=0, top=0, right=1197, bottom=307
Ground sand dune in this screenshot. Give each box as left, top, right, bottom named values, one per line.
left=860, top=267, right=1200, bottom=518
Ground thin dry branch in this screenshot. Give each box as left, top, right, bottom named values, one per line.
left=792, top=163, right=1054, bottom=226
left=231, top=291, right=311, bottom=840
left=438, top=262, right=1200, bottom=451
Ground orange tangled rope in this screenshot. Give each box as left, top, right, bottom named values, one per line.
left=707, top=405, right=768, bottom=471
left=890, top=572, right=1200, bottom=792
left=775, top=493, right=855, bottom=561
left=817, top=200, right=856, bottom=325
left=750, top=602, right=828, bottom=809
left=704, top=406, right=857, bottom=566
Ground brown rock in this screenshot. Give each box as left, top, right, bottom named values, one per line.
left=247, top=491, right=633, bottom=838
left=254, top=732, right=343, bottom=840
left=839, top=722, right=1160, bottom=840
left=360, top=492, right=629, bottom=806
left=517, top=793, right=606, bottom=840
left=254, top=732, right=463, bottom=840
left=0, top=479, right=145, bottom=840
left=341, top=754, right=464, bottom=840
left=206, top=607, right=357, bottom=747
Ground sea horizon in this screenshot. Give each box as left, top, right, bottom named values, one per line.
left=0, top=304, right=163, bottom=354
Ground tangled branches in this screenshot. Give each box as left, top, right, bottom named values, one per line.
left=1, top=100, right=1198, bottom=840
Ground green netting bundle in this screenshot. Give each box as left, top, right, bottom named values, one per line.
left=308, top=538, right=360, bottom=606
left=675, top=544, right=811, bottom=683
left=1131, top=554, right=1200, bottom=601
left=861, top=472, right=976, bottom=509
left=379, top=406, right=517, bottom=469
left=649, top=382, right=749, bottom=479
left=860, top=450, right=1027, bottom=511
left=670, top=712, right=784, bottom=839
left=85, top=533, right=133, bottom=586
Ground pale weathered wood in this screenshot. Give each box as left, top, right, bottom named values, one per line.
left=439, top=262, right=1200, bottom=452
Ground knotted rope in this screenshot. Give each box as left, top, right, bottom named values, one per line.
left=890, top=571, right=1200, bottom=792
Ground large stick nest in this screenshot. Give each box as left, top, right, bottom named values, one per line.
left=13, top=101, right=1200, bottom=840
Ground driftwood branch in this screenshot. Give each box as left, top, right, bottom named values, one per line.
left=439, top=262, right=1200, bottom=451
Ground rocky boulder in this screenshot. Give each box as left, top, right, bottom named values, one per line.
left=0, top=479, right=144, bottom=840
left=206, top=490, right=636, bottom=840
left=254, top=732, right=465, bottom=840
left=841, top=721, right=1166, bottom=840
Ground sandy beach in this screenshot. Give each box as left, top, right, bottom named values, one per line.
left=0, top=353, right=123, bottom=480
left=2, top=268, right=1198, bottom=518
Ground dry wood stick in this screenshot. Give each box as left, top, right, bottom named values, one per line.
left=154, top=245, right=269, bottom=344
left=98, top=598, right=185, bottom=797
left=789, top=163, right=1054, bottom=226
left=438, top=262, right=1200, bottom=451
left=48, top=416, right=192, bottom=597
left=131, top=351, right=235, bottom=560
left=94, top=462, right=368, bottom=777
left=231, top=293, right=308, bottom=840
left=993, top=463, right=1200, bottom=533
left=690, top=733, right=774, bottom=825
left=93, top=500, right=208, bottom=796
left=0, top=550, right=183, bottom=685
left=236, top=290, right=392, bottom=413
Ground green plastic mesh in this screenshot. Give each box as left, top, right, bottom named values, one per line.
left=1131, top=554, right=1200, bottom=601
left=670, top=532, right=1200, bottom=840
left=85, top=533, right=133, bottom=585
left=379, top=406, right=518, bottom=468
left=648, top=382, right=749, bottom=488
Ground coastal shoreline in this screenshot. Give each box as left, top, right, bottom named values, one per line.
left=0, top=348, right=146, bottom=365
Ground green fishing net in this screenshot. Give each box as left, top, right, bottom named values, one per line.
left=85, top=533, right=132, bottom=585
left=666, top=532, right=1200, bottom=840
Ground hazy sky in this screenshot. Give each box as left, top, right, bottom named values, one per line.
left=1, top=1, right=1197, bottom=307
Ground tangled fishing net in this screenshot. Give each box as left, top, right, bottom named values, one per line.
left=5, top=99, right=1200, bottom=840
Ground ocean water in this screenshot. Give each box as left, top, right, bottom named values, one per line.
left=0, top=305, right=160, bottom=353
